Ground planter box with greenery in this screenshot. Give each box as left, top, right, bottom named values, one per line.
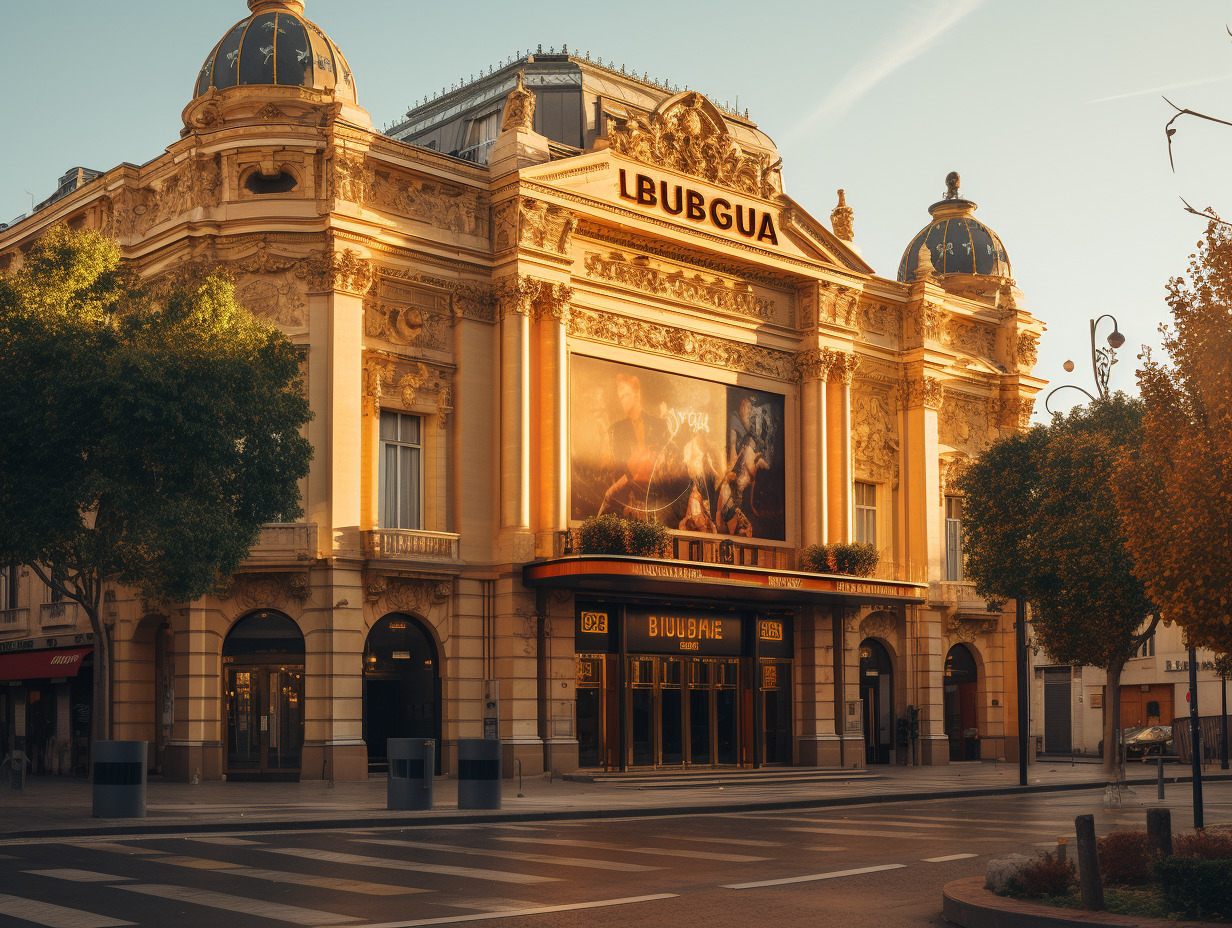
left=799, top=542, right=879, bottom=577
left=577, top=516, right=668, bottom=558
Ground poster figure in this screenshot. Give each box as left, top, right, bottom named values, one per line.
left=570, top=356, right=785, bottom=541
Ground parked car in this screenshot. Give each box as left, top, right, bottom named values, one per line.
left=1125, top=725, right=1175, bottom=757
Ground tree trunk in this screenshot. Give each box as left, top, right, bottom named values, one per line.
left=1103, top=660, right=1124, bottom=780
left=86, top=606, right=111, bottom=747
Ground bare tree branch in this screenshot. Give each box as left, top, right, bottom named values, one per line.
left=1163, top=96, right=1232, bottom=171
left=1179, top=197, right=1232, bottom=228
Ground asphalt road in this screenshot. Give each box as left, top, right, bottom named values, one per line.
left=0, top=782, right=1228, bottom=928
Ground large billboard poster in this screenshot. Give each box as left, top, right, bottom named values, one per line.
left=570, top=355, right=785, bottom=541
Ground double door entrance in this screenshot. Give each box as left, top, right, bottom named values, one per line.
left=225, top=664, right=304, bottom=780
left=629, top=656, right=740, bottom=767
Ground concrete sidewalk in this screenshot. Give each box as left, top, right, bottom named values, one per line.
left=1, top=758, right=1224, bottom=839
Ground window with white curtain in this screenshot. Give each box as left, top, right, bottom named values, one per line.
left=945, top=496, right=965, bottom=582
left=378, top=411, right=423, bottom=530
left=854, top=481, right=877, bottom=546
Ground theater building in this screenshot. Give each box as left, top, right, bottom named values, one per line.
left=0, top=0, right=1045, bottom=780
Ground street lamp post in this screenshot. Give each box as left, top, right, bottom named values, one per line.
left=1189, top=642, right=1204, bottom=829
left=1044, top=314, right=1126, bottom=414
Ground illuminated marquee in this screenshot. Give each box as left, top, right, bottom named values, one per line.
left=618, top=169, right=779, bottom=246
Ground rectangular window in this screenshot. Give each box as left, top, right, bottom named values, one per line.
left=378, top=411, right=423, bottom=530
left=854, top=481, right=877, bottom=547
left=0, top=561, right=16, bottom=611
left=1137, top=636, right=1155, bottom=659
left=945, top=496, right=965, bottom=582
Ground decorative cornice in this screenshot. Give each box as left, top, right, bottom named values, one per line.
left=582, top=250, right=775, bottom=322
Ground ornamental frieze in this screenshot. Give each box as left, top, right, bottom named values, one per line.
left=852, top=384, right=900, bottom=488
left=606, top=92, right=782, bottom=200
left=819, top=282, right=860, bottom=328
left=374, top=266, right=495, bottom=323
left=492, top=197, right=576, bottom=255
left=364, top=277, right=450, bottom=352
left=329, top=151, right=374, bottom=204
left=855, top=300, right=902, bottom=340
left=363, top=354, right=453, bottom=426
left=364, top=573, right=452, bottom=613
left=104, top=156, right=222, bottom=239
left=567, top=308, right=796, bottom=380
left=582, top=250, right=774, bottom=321
left=216, top=571, right=310, bottom=609
left=367, top=169, right=486, bottom=237
left=939, top=388, right=998, bottom=452
left=945, top=316, right=997, bottom=360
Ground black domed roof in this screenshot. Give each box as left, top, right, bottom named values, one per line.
left=897, top=175, right=1010, bottom=282
left=194, top=0, right=355, bottom=103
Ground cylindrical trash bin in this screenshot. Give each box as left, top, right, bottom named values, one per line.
left=387, top=738, right=434, bottom=811
left=92, top=741, right=147, bottom=818
left=457, top=738, right=501, bottom=810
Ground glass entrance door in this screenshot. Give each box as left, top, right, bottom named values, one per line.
left=226, top=664, right=304, bottom=779
left=625, top=657, right=742, bottom=768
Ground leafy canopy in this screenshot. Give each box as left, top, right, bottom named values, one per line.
left=1115, top=221, right=1232, bottom=653
left=958, top=395, right=1155, bottom=669
left=0, top=225, right=313, bottom=606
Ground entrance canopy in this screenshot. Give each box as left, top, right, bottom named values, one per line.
left=524, top=556, right=927, bottom=607
left=0, top=647, right=92, bottom=681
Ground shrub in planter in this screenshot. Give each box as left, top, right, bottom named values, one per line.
left=1015, top=851, right=1076, bottom=898
left=1174, top=830, right=1232, bottom=860
left=799, top=544, right=832, bottom=574
left=626, top=519, right=669, bottom=557
left=1153, top=855, right=1232, bottom=918
left=831, top=541, right=879, bottom=577
left=1097, top=831, right=1152, bottom=885
left=579, top=515, right=629, bottom=555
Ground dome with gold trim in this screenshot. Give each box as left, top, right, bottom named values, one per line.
left=194, top=0, right=356, bottom=104
left=897, top=172, right=1010, bottom=282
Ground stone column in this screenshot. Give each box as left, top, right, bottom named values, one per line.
left=796, top=606, right=840, bottom=765
left=796, top=351, right=832, bottom=547
left=496, top=277, right=538, bottom=557
left=826, top=354, right=858, bottom=542
left=535, top=284, right=572, bottom=556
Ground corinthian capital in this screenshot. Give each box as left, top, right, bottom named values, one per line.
left=495, top=275, right=542, bottom=318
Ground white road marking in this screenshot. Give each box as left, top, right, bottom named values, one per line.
left=0, top=892, right=135, bottom=927
left=115, top=883, right=359, bottom=925
left=923, top=854, right=979, bottom=862
left=263, top=847, right=559, bottom=884
left=24, top=870, right=132, bottom=883
left=426, top=899, right=539, bottom=913
left=786, top=827, right=930, bottom=839
left=150, top=856, right=421, bottom=895
left=725, top=864, right=906, bottom=889
left=187, top=836, right=262, bottom=846
left=353, top=838, right=657, bottom=872
left=334, top=893, right=678, bottom=927
left=654, top=836, right=783, bottom=847
left=68, top=843, right=163, bottom=856
left=494, top=835, right=767, bottom=862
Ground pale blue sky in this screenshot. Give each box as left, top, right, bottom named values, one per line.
left=4, top=1, right=1230, bottom=418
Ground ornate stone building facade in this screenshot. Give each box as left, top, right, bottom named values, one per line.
left=0, top=0, right=1044, bottom=780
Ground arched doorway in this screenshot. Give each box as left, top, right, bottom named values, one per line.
left=944, top=644, right=979, bottom=761
left=363, top=614, right=440, bottom=773
left=223, top=611, right=304, bottom=782
left=859, top=639, right=893, bottom=764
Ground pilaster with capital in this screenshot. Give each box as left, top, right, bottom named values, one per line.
left=796, top=349, right=834, bottom=546
left=496, top=277, right=539, bottom=534
left=534, top=283, right=574, bottom=554
left=825, top=352, right=859, bottom=542
left=903, top=371, right=943, bottom=582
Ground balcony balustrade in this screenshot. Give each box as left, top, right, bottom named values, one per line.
left=39, top=600, right=80, bottom=629
left=0, top=608, right=29, bottom=634
left=931, top=580, right=986, bottom=612
left=363, top=528, right=462, bottom=564
left=241, top=522, right=318, bottom=566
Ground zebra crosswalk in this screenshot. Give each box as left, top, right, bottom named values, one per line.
left=0, top=803, right=1132, bottom=927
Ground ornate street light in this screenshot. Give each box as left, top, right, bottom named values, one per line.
left=1044, top=314, right=1126, bottom=412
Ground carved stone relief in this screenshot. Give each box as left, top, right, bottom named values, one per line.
left=939, top=389, right=998, bottom=452
left=368, top=169, right=487, bottom=237
left=582, top=250, right=775, bottom=321
left=516, top=197, right=576, bottom=255
left=330, top=151, right=375, bottom=204
left=106, top=156, right=222, bottom=239
left=364, top=275, right=450, bottom=352
left=374, top=266, right=494, bottom=324
left=1017, top=331, right=1040, bottom=372
left=298, top=248, right=372, bottom=295
left=819, top=283, right=859, bottom=328
left=904, top=376, right=945, bottom=410
left=567, top=308, right=796, bottom=380
left=365, top=574, right=453, bottom=613
left=939, top=452, right=970, bottom=504
left=947, top=615, right=998, bottom=643
left=855, top=300, right=902, bottom=340
left=997, top=392, right=1036, bottom=430
left=852, top=383, right=900, bottom=488
left=223, top=572, right=310, bottom=609
left=946, top=316, right=997, bottom=360
left=859, top=609, right=898, bottom=642
left=364, top=354, right=453, bottom=426
left=606, top=92, right=782, bottom=199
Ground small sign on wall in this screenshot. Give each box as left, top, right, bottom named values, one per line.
left=1090, top=688, right=1104, bottom=708
left=844, top=699, right=863, bottom=733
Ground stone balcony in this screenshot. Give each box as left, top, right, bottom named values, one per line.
left=0, top=608, right=29, bottom=635
left=931, top=580, right=988, bottom=613
left=241, top=522, right=318, bottom=567
left=363, top=529, right=463, bottom=567
left=40, top=600, right=80, bottom=630
left=553, top=528, right=796, bottom=570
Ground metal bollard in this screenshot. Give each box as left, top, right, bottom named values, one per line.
left=457, top=738, right=501, bottom=810
left=387, top=739, right=434, bottom=811
left=1157, top=754, right=1165, bottom=800
left=92, top=741, right=148, bottom=818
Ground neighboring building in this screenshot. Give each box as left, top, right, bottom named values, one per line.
left=0, top=0, right=1045, bottom=781
left=1033, top=619, right=1229, bottom=757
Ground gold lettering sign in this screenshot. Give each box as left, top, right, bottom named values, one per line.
left=763, top=664, right=778, bottom=687
left=759, top=620, right=783, bottom=641
left=580, top=611, right=608, bottom=633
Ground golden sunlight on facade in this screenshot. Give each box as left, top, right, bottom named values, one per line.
left=0, top=0, right=1044, bottom=781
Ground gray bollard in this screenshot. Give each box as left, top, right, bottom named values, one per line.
left=1075, top=813, right=1104, bottom=911
left=92, top=741, right=147, bottom=818
left=1157, top=754, right=1165, bottom=800
left=1147, top=807, right=1172, bottom=856
left=387, top=738, right=434, bottom=811
left=457, top=738, right=501, bottom=810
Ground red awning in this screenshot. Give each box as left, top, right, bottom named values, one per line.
left=0, top=647, right=92, bottom=681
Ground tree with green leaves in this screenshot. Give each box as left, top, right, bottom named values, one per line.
left=1114, top=221, right=1232, bottom=658
left=0, top=226, right=313, bottom=745
left=958, top=396, right=1156, bottom=778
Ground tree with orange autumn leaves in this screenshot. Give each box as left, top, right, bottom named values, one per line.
left=1114, top=221, right=1232, bottom=657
